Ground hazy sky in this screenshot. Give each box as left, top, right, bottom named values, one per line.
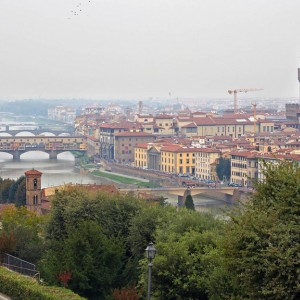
left=1, top=0, right=300, bottom=100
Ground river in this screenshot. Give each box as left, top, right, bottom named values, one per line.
left=0, top=151, right=103, bottom=188
left=0, top=151, right=231, bottom=213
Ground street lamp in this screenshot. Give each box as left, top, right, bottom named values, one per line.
left=145, top=242, right=156, bottom=300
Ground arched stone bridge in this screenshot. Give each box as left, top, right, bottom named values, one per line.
left=120, top=186, right=240, bottom=205
left=0, top=135, right=87, bottom=159
left=0, top=129, right=75, bottom=137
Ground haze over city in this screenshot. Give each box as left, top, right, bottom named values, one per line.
left=1, top=0, right=300, bottom=100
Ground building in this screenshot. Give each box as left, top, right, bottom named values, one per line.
left=160, top=145, right=197, bottom=174
left=230, top=151, right=259, bottom=187
left=114, top=132, right=155, bottom=164
left=25, top=169, right=42, bottom=214
left=99, top=122, right=143, bottom=160
left=154, top=114, right=176, bottom=135
left=86, top=136, right=100, bottom=157
left=134, top=143, right=149, bottom=168
left=194, top=148, right=221, bottom=180
left=48, top=106, right=76, bottom=123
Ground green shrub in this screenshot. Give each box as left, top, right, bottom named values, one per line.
left=0, top=267, right=85, bottom=300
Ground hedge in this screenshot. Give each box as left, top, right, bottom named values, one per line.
left=0, top=267, right=86, bottom=300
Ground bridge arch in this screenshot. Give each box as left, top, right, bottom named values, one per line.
left=15, top=131, right=35, bottom=137
left=0, top=152, right=13, bottom=159
left=38, top=132, right=56, bottom=136
left=57, top=151, right=75, bottom=160
left=58, top=133, right=71, bottom=137
left=20, top=151, right=49, bottom=159
left=0, top=132, right=12, bottom=137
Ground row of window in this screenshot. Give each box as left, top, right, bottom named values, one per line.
left=231, top=171, right=247, bottom=177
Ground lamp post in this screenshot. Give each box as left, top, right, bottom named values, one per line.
left=145, top=242, right=156, bottom=300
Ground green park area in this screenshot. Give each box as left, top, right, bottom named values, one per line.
left=91, top=170, right=160, bottom=188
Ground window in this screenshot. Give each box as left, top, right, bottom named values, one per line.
left=179, top=159, right=183, bottom=164
left=33, top=178, right=38, bottom=189
left=186, top=159, right=190, bottom=164
left=33, top=195, right=38, bottom=205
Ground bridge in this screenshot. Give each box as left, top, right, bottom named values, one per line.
left=0, top=129, right=75, bottom=137
left=120, top=186, right=240, bottom=205
left=0, top=126, right=75, bottom=137
left=0, top=135, right=87, bottom=159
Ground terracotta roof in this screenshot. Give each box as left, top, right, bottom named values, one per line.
left=114, top=132, right=155, bottom=137
left=155, top=114, right=174, bottom=119
left=87, top=136, right=98, bottom=142
left=134, top=143, right=149, bottom=149
left=100, top=122, right=142, bottom=129
left=194, top=148, right=221, bottom=153
left=193, top=116, right=252, bottom=126
left=24, top=169, right=42, bottom=176
left=230, top=150, right=259, bottom=159
left=182, top=122, right=197, bottom=128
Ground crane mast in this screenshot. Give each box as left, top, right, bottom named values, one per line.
left=228, top=88, right=263, bottom=114
left=252, top=102, right=257, bottom=135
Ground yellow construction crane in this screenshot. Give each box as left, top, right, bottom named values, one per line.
left=228, top=88, right=263, bottom=114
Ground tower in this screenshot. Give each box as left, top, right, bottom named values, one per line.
left=24, top=169, right=42, bottom=214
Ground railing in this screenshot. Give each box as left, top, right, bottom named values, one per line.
left=2, top=253, right=40, bottom=279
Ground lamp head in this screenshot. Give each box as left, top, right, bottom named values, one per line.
left=145, top=242, right=156, bottom=261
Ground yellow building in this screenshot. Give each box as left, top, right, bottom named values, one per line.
left=134, top=143, right=149, bottom=168
left=230, top=151, right=258, bottom=187
left=160, top=145, right=196, bottom=174
left=195, top=148, right=221, bottom=180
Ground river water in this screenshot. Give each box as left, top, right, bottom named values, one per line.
left=0, top=151, right=103, bottom=188
left=0, top=151, right=230, bottom=213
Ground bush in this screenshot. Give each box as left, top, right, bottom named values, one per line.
left=0, top=267, right=85, bottom=300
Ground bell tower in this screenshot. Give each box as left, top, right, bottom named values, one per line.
left=24, top=169, right=42, bottom=214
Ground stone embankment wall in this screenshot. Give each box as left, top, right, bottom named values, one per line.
left=108, top=163, right=179, bottom=187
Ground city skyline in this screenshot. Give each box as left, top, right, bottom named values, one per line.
left=1, top=0, right=300, bottom=100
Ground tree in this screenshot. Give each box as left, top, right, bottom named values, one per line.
left=0, top=179, right=14, bottom=203
left=185, top=194, right=195, bottom=210
left=222, top=160, right=300, bottom=299
left=41, top=187, right=152, bottom=297
left=0, top=205, right=45, bottom=263
left=41, top=221, right=124, bottom=298
left=216, top=157, right=231, bottom=182
left=8, top=176, right=26, bottom=206
left=0, top=231, right=16, bottom=261
left=139, top=208, right=223, bottom=300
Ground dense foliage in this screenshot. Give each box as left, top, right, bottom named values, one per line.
left=0, top=266, right=85, bottom=300
left=0, top=205, right=45, bottom=263
left=1, top=161, right=300, bottom=299
left=216, top=157, right=231, bottom=181
left=0, top=176, right=26, bottom=205
left=221, top=160, right=300, bottom=299
left=185, top=194, right=195, bottom=210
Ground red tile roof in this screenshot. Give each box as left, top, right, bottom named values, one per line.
left=114, top=132, right=155, bottom=137
left=155, top=114, right=174, bottom=119
left=24, top=169, right=42, bottom=176
left=182, top=122, right=197, bottom=128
